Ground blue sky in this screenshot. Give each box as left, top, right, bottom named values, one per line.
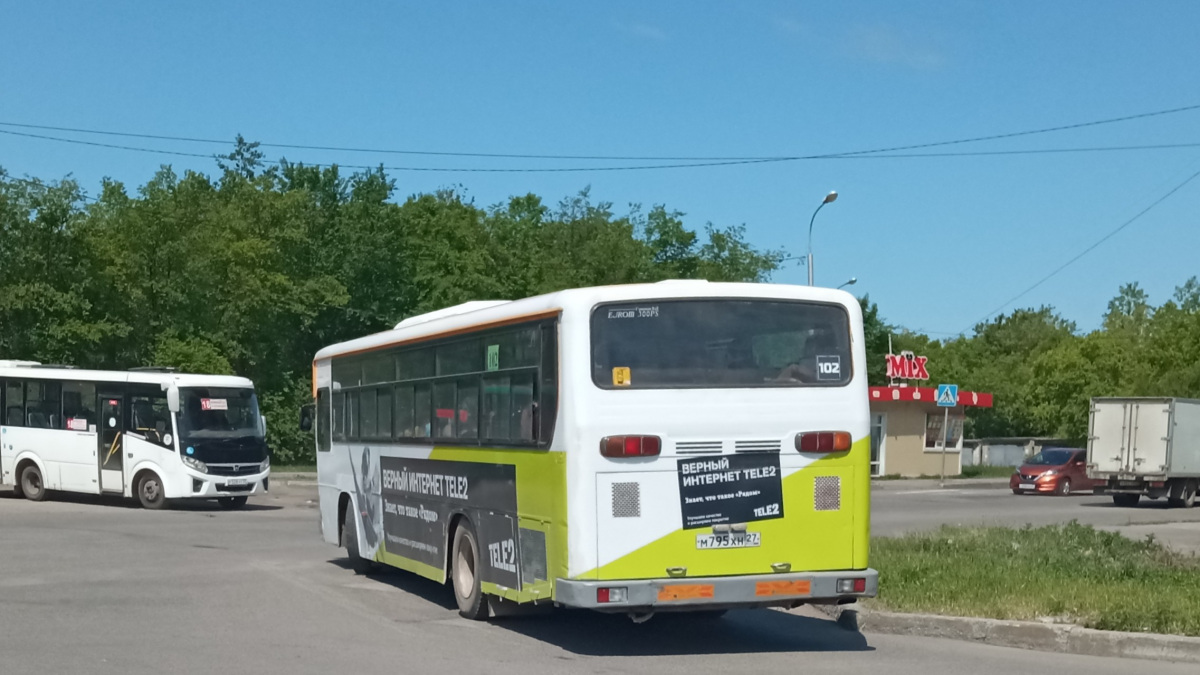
left=3, top=1, right=1199, bottom=337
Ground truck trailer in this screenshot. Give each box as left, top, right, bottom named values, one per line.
left=1086, top=397, right=1200, bottom=508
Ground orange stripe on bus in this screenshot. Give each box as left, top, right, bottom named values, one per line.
left=754, top=580, right=812, bottom=597
left=657, top=584, right=715, bottom=601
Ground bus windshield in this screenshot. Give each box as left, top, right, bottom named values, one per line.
left=591, top=299, right=852, bottom=388
left=178, top=387, right=263, bottom=440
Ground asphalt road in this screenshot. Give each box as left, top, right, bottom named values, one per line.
left=2, top=481, right=1198, bottom=674
left=872, top=479, right=1200, bottom=552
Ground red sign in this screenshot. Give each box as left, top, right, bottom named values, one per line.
left=200, top=398, right=228, bottom=411
left=886, top=352, right=930, bottom=380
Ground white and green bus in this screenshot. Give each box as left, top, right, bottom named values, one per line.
left=309, top=281, right=876, bottom=620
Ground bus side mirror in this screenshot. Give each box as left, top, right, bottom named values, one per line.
left=167, top=386, right=180, bottom=413
left=299, top=404, right=313, bottom=432
left=261, top=415, right=268, bottom=435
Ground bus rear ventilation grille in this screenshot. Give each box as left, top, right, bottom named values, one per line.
left=675, top=441, right=723, bottom=455
left=814, top=476, right=841, bottom=511
left=735, top=440, right=781, bottom=453
left=611, top=482, right=641, bottom=518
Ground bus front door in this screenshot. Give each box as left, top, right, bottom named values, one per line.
left=98, top=394, right=124, bottom=493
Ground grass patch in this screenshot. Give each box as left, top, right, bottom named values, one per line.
left=870, top=522, right=1200, bottom=636
left=959, top=465, right=1016, bottom=478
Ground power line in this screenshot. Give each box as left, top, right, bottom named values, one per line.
left=822, top=103, right=1200, bottom=158
left=963, top=162, right=1200, bottom=333
left=831, top=143, right=1200, bottom=158
left=1, top=101, right=1198, bottom=162
left=0, top=129, right=782, bottom=172
left=6, top=126, right=1200, bottom=175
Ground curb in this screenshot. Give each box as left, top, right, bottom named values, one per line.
left=816, top=604, right=1200, bottom=664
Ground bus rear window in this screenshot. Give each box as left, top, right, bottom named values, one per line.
left=591, top=299, right=852, bottom=389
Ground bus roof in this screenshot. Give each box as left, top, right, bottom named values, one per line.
left=314, top=280, right=860, bottom=361
left=0, top=362, right=253, bottom=388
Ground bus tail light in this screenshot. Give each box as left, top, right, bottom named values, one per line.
left=600, top=435, right=662, bottom=458
left=597, top=587, right=628, bottom=604
left=796, top=431, right=852, bottom=453
left=837, top=578, right=867, bottom=594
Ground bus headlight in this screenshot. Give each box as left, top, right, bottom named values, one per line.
left=182, top=455, right=208, bottom=474
left=260, top=458, right=270, bottom=473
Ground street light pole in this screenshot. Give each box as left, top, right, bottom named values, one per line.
left=807, top=191, right=838, bottom=286
left=837, top=277, right=857, bottom=290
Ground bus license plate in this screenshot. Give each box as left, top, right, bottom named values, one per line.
left=696, top=532, right=761, bottom=550
left=226, top=478, right=248, bottom=486
left=1018, top=483, right=1035, bottom=490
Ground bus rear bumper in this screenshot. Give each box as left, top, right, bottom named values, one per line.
left=555, top=569, right=878, bottom=612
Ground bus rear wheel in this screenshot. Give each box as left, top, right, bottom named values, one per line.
left=137, top=473, right=168, bottom=510
left=20, top=465, right=47, bottom=502
left=218, top=496, right=248, bottom=510
left=451, top=520, right=488, bottom=621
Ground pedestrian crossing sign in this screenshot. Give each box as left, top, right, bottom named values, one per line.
left=936, top=384, right=958, bottom=407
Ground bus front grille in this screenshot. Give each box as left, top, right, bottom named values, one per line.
left=207, top=464, right=259, bottom=476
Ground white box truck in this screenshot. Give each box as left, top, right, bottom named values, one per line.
left=1086, top=397, right=1200, bottom=508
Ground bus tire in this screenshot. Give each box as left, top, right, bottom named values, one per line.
left=218, top=496, right=248, bottom=510
left=137, top=472, right=168, bottom=510
left=451, top=520, right=488, bottom=621
left=342, top=502, right=378, bottom=575
left=20, top=465, right=47, bottom=502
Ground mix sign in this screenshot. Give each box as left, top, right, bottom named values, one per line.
left=885, top=351, right=930, bottom=380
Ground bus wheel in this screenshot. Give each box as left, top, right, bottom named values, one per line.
left=451, top=520, right=488, bottom=621
left=342, top=503, right=378, bottom=575
left=137, top=473, right=168, bottom=510
left=20, top=465, right=47, bottom=502
left=218, top=496, right=248, bottom=510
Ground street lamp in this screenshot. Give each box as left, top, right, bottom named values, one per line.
left=807, top=191, right=838, bottom=286
left=837, top=277, right=857, bottom=290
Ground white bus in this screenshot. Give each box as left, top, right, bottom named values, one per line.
left=308, top=281, right=876, bottom=620
left=1, top=361, right=270, bottom=509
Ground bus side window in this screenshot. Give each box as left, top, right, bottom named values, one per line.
left=5, top=380, right=24, bottom=427
left=316, top=388, right=331, bottom=452
left=62, top=381, right=97, bottom=431
left=25, top=381, right=61, bottom=429
left=346, top=391, right=359, bottom=441
left=538, top=322, right=558, bottom=446
left=413, top=384, right=432, bottom=438
left=332, top=391, right=345, bottom=441
left=511, top=373, right=535, bottom=442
